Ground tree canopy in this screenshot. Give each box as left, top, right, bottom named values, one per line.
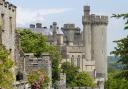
left=61, top=62, right=95, bottom=87
left=105, top=13, right=128, bottom=89
left=105, top=71, right=128, bottom=89
left=111, top=13, right=128, bottom=80
left=17, top=29, right=61, bottom=83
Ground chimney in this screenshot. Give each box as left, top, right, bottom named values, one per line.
left=30, top=24, right=35, bottom=28
left=36, top=23, right=42, bottom=28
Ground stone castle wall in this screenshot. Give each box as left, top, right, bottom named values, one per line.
left=0, top=0, right=16, bottom=60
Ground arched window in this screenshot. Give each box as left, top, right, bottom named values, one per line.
left=77, top=55, right=80, bottom=68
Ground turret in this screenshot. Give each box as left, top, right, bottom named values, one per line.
left=52, top=22, right=58, bottom=45
left=56, top=28, right=64, bottom=46
left=82, top=6, right=108, bottom=87
left=63, top=24, right=75, bottom=46
left=91, top=15, right=108, bottom=80
left=82, top=6, right=91, bottom=61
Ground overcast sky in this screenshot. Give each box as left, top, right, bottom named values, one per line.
left=8, top=0, right=128, bottom=55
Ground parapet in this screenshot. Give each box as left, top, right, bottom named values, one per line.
left=83, top=6, right=108, bottom=25
left=64, top=24, right=75, bottom=29
left=92, top=15, right=108, bottom=25
left=0, top=0, right=16, bottom=12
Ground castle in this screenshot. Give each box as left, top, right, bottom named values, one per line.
left=29, top=6, right=108, bottom=82
left=0, top=0, right=108, bottom=88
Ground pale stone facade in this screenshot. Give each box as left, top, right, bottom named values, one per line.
left=28, top=6, right=108, bottom=84
left=0, top=0, right=16, bottom=60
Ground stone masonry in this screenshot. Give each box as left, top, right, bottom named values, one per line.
left=28, top=6, right=108, bottom=87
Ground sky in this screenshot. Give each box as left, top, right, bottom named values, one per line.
left=8, top=0, right=128, bottom=55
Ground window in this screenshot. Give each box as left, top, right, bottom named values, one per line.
left=32, top=63, right=38, bottom=67
left=1, top=14, right=4, bottom=31
left=9, top=17, right=12, bottom=34
left=71, top=55, right=74, bottom=65
left=77, top=55, right=80, bottom=68
left=29, top=58, right=33, bottom=61
left=82, top=55, right=85, bottom=59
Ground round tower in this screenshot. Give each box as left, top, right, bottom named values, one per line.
left=91, top=15, right=108, bottom=80
left=82, top=6, right=92, bottom=61
left=63, top=24, right=75, bottom=46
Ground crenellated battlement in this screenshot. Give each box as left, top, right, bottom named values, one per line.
left=83, top=6, right=108, bottom=25
left=91, top=15, right=108, bottom=25
left=64, top=24, right=75, bottom=29
left=0, top=0, right=16, bottom=12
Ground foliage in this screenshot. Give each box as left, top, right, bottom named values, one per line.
left=111, top=13, right=128, bottom=80
left=106, top=13, right=128, bottom=89
left=0, top=45, right=14, bottom=89
left=111, top=37, right=128, bottom=70
left=28, top=69, right=49, bottom=89
left=105, top=71, right=128, bottom=89
left=61, top=62, right=79, bottom=87
left=61, top=62, right=95, bottom=87
left=47, top=45, right=60, bottom=83
left=112, top=13, right=128, bottom=29
left=75, top=72, right=95, bottom=87
left=17, top=29, right=47, bottom=57
left=17, top=29, right=61, bottom=83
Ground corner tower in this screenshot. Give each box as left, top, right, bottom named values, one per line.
left=82, top=6, right=108, bottom=81
left=91, top=15, right=108, bottom=80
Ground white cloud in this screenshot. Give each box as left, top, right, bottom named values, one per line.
left=17, top=8, right=72, bottom=26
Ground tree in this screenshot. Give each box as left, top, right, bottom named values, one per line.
left=61, top=62, right=95, bottom=87
left=105, top=71, right=128, bottom=89
left=61, top=62, right=79, bottom=87
left=17, top=29, right=61, bottom=83
left=28, top=69, right=49, bottom=89
left=112, top=13, right=128, bottom=29
left=111, top=13, right=128, bottom=80
left=0, top=45, right=14, bottom=89
left=75, top=72, right=95, bottom=87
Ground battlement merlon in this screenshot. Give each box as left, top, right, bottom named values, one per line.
left=0, top=0, right=17, bottom=12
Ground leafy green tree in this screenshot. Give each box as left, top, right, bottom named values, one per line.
left=61, top=62, right=95, bottom=87
left=75, top=72, right=95, bottom=87
left=61, top=62, right=79, bottom=87
left=111, top=13, right=128, bottom=80
left=17, top=29, right=61, bottom=83
left=0, top=45, right=14, bottom=89
left=112, top=13, right=128, bottom=29
left=105, top=13, right=128, bottom=89
left=105, top=71, right=128, bottom=89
